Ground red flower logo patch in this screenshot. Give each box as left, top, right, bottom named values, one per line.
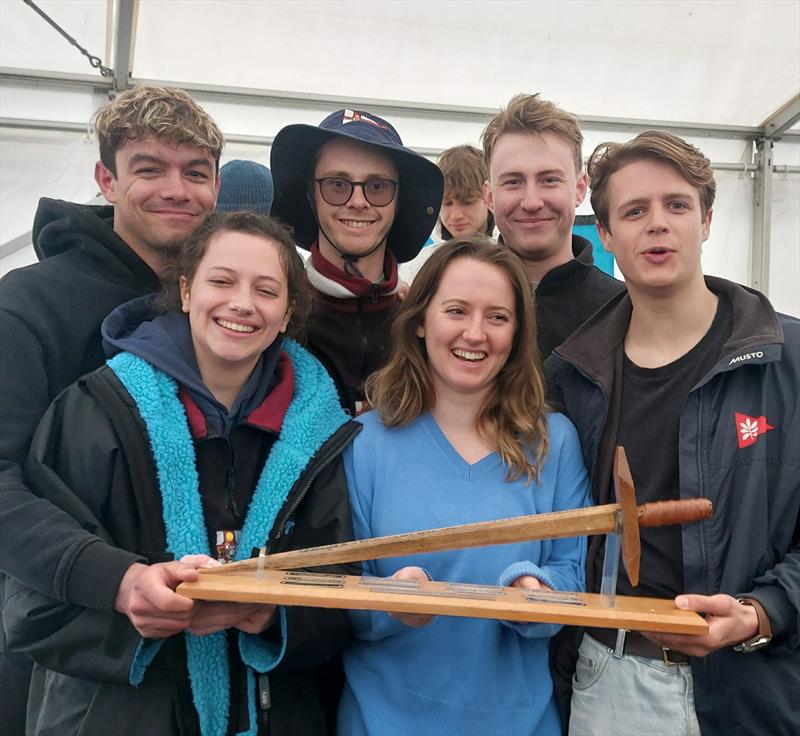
left=735, top=412, right=775, bottom=449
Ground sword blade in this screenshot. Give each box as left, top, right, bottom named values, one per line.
left=207, top=505, right=620, bottom=574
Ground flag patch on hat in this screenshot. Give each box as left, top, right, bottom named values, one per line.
left=735, top=412, right=775, bottom=449
left=343, top=109, right=389, bottom=130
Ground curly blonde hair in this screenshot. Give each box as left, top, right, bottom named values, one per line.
left=93, top=85, right=224, bottom=176
left=366, top=236, right=550, bottom=483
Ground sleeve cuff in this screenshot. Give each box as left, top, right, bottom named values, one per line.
left=741, top=585, right=796, bottom=643
left=65, top=539, right=146, bottom=612
left=498, top=561, right=557, bottom=590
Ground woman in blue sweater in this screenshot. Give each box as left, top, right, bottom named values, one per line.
left=338, top=236, right=590, bottom=736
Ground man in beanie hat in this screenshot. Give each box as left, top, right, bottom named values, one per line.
left=217, top=159, right=274, bottom=214
left=271, top=108, right=443, bottom=414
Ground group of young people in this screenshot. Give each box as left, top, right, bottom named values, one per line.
left=0, top=85, right=797, bottom=736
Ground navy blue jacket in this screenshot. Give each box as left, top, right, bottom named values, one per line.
left=546, top=276, right=800, bottom=735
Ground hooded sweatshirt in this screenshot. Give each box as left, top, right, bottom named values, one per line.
left=1, top=199, right=160, bottom=592
left=0, top=198, right=161, bottom=733
left=102, top=296, right=283, bottom=439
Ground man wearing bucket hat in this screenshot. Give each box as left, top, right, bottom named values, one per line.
left=271, top=108, right=443, bottom=414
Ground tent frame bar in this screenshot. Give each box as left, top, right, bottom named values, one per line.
left=750, top=138, right=775, bottom=295
left=3, top=116, right=799, bottom=176
left=763, top=94, right=800, bottom=138
left=2, top=69, right=799, bottom=296
left=111, top=0, right=137, bottom=92
left=2, top=66, right=798, bottom=141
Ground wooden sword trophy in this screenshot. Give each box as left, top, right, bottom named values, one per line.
left=178, top=447, right=712, bottom=635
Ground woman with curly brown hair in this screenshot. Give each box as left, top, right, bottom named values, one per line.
left=338, top=235, right=590, bottom=736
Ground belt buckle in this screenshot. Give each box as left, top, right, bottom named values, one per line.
left=661, top=647, right=685, bottom=666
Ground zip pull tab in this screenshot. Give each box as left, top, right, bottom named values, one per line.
left=371, top=283, right=379, bottom=302
left=258, top=673, right=271, bottom=726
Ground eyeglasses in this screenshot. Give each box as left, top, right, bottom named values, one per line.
left=315, top=177, right=398, bottom=207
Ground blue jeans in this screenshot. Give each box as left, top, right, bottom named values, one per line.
left=568, top=633, right=701, bottom=736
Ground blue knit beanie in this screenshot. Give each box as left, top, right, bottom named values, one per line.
left=216, top=160, right=274, bottom=214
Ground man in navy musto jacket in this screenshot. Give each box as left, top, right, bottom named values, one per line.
left=547, top=131, right=799, bottom=735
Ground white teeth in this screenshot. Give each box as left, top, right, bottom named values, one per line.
left=452, top=349, right=486, bottom=361
left=341, top=220, right=373, bottom=228
left=217, top=319, right=256, bottom=333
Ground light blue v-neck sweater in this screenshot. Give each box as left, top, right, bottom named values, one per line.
left=339, top=411, right=590, bottom=736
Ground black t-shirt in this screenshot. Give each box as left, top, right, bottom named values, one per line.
left=615, top=295, right=732, bottom=599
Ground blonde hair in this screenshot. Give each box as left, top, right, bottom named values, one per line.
left=481, top=93, right=583, bottom=174
left=587, top=130, right=716, bottom=232
left=366, top=236, right=549, bottom=482
left=93, top=85, right=224, bottom=176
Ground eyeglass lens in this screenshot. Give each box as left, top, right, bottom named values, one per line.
left=317, top=177, right=397, bottom=207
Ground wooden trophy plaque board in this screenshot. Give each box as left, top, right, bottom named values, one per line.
left=178, top=569, right=707, bottom=635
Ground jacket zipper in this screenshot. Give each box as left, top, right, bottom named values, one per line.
left=568, top=361, right=610, bottom=486
left=267, top=423, right=360, bottom=552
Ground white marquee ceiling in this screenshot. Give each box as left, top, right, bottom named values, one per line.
left=2, top=0, right=799, bottom=130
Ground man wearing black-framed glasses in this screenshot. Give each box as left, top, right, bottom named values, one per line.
left=271, top=109, right=443, bottom=416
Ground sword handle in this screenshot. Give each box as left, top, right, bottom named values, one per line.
left=637, top=498, right=713, bottom=527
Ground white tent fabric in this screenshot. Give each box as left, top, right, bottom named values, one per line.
left=2, top=0, right=799, bottom=315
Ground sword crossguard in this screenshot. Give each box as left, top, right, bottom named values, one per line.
left=613, top=446, right=713, bottom=587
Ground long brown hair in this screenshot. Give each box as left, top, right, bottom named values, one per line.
left=366, top=236, right=549, bottom=482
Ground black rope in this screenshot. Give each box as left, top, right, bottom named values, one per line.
left=22, top=0, right=113, bottom=77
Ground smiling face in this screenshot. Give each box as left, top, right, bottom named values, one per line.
left=313, top=137, right=398, bottom=277
left=180, top=230, right=292, bottom=392
left=440, top=187, right=490, bottom=238
left=598, top=158, right=711, bottom=295
left=416, top=256, right=516, bottom=405
left=95, top=135, right=219, bottom=272
left=485, top=131, right=586, bottom=280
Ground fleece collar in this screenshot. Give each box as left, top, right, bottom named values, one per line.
left=306, top=241, right=401, bottom=313
left=108, top=338, right=349, bottom=736
left=103, top=295, right=284, bottom=438
left=535, top=235, right=596, bottom=294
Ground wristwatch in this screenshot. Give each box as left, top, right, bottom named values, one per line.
left=732, top=598, right=772, bottom=653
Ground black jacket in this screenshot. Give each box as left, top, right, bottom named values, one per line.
left=0, top=199, right=159, bottom=601
left=534, top=235, right=625, bottom=360
left=0, top=199, right=160, bottom=733
left=546, top=277, right=800, bottom=735
left=306, top=293, right=397, bottom=416
left=4, top=357, right=360, bottom=736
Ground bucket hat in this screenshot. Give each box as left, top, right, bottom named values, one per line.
left=270, top=109, right=443, bottom=263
